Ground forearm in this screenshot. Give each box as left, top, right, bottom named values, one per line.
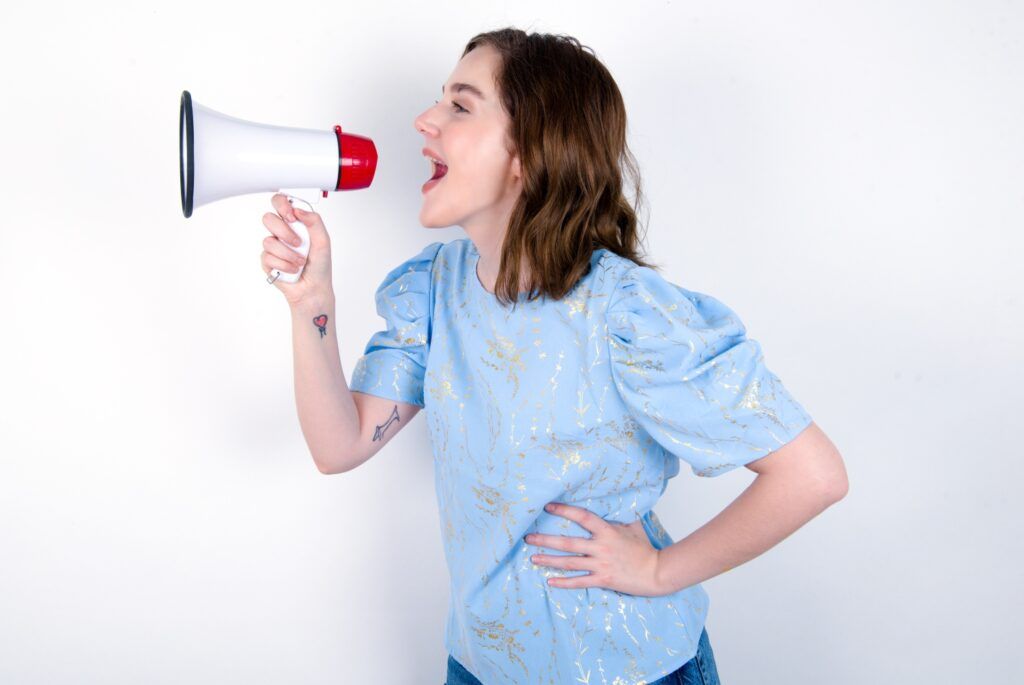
left=289, top=291, right=360, bottom=473
left=656, top=471, right=840, bottom=594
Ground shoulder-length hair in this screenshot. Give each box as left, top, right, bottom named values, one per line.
left=462, top=27, right=662, bottom=307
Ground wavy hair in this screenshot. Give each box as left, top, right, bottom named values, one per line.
left=461, top=27, right=661, bottom=307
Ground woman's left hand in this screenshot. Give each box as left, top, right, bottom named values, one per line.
left=524, top=502, right=668, bottom=597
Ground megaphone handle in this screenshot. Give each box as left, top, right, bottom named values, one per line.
left=270, top=194, right=314, bottom=284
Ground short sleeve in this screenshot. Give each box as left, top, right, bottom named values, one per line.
left=606, top=264, right=813, bottom=478
left=348, top=241, right=444, bottom=408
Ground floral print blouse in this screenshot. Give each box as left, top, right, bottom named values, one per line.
left=348, top=238, right=812, bottom=684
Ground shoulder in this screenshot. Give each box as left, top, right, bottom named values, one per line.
left=370, top=241, right=450, bottom=320
left=374, top=240, right=451, bottom=291
left=423, top=238, right=474, bottom=278
left=387, top=240, right=446, bottom=276
left=603, top=256, right=747, bottom=347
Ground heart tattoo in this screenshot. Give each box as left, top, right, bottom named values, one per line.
left=312, top=314, right=328, bottom=338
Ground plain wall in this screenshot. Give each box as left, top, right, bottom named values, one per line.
left=1, top=1, right=1020, bottom=682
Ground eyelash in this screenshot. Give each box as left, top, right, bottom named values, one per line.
left=435, top=99, right=468, bottom=113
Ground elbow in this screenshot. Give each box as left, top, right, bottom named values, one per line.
left=822, top=471, right=848, bottom=503
left=817, top=454, right=849, bottom=504
left=314, top=454, right=348, bottom=476
left=315, top=446, right=360, bottom=475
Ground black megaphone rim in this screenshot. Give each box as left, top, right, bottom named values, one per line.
left=180, top=90, right=195, bottom=218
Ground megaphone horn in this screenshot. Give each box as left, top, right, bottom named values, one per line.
left=178, top=90, right=378, bottom=283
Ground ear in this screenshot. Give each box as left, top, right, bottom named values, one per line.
left=510, top=153, right=522, bottom=181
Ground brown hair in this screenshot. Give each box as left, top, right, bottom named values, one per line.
left=461, top=27, right=662, bottom=307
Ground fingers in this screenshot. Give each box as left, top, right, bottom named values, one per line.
left=262, top=211, right=303, bottom=248
left=263, top=232, right=306, bottom=265
left=272, top=192, right=320, bottom=227
left=262, top=248, right=305, bottom=278
left=271, top=193, right=297, bottom=223
left=274, top=194, right=327, bottom=233
left=265, top=195, right=303, bottom=247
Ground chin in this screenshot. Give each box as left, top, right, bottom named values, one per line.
left=418, top=209, right=456, bottom=229
left=419, top=198, right=461, bottom=228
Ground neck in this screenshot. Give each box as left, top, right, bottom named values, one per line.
left=463, top=183, right=526, bottom=294
left=472, top=239, right=530, bottom=295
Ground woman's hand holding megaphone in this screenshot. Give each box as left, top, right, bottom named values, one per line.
left=261, top=193, right=334, bottom=308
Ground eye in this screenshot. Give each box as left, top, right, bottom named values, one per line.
left=434, top=99, right=468, bottom=114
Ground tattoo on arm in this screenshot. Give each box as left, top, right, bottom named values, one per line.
left=372, top=406, right=401, bottom=441
left=312, top=314, right=328, bottom=339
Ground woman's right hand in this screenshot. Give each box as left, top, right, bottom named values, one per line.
left=261, top=193, right=334, bottom=308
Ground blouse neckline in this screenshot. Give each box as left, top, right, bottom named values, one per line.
left=467, top=240, right=532, bottom=303
left=466, top=239, right=610, bottom=306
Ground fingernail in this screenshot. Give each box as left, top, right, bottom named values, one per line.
left=287, top=215, right=296, bottom=222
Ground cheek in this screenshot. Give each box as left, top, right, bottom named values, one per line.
left=454, top=152, right=509, bottom=191
left=450, top=131, right=510, bottom=182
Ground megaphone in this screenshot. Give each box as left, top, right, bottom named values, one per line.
left=179, top=90, right=378, bottom=283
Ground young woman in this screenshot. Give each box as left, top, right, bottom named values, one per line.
left=261, top=27, right=848, bottom=685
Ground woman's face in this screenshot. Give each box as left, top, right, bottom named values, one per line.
left=414, top=44, right=522, bottom=235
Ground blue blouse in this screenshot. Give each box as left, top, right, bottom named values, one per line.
left=349, top=238, right=812, bottom=684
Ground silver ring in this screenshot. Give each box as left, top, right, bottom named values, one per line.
left=266, top=270, right=280, bottom=284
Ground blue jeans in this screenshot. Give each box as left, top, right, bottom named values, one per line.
left=445, top=625, right=720, bottom=684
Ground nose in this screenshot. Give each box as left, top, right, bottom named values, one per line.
left=413, top=105, right=439, bottom=136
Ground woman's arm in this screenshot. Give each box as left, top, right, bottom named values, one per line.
left=289, top=293, right=362, bottom=474
left=289, top=294, right=423, bottom=474
left=655, top=421, right=848, bottom=594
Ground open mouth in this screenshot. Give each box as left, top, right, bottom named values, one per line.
left=428, top=157, right=449, bottom=181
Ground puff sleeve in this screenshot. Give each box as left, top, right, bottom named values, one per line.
left=348, top=241, right=444, bottom=407
left=606, top=264, right=813, bottom=478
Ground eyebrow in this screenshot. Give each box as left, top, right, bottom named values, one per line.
left=441, top=82, right=486, bottom=100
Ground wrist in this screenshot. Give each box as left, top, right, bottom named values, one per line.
left=290, top=291, right=336, bottom=318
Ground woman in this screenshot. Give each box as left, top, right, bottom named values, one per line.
left=261, top=27, right=848, bottom=685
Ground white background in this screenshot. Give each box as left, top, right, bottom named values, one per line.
left=1, top=1, right=1021, bottom=683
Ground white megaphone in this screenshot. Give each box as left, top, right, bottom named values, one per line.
left=179, top=90, right=378, bottom=283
